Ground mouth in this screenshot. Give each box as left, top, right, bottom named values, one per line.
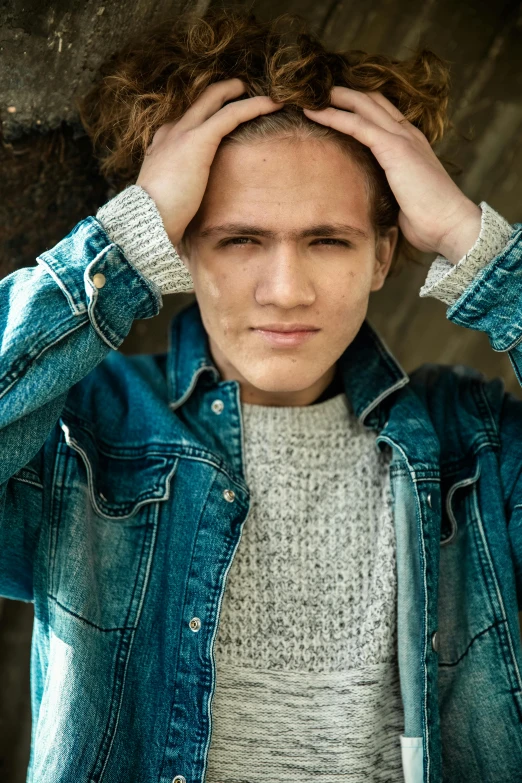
left=251, top=327, right=320, bottom=347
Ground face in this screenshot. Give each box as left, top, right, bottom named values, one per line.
left=181, top=137, right=398, bottom=406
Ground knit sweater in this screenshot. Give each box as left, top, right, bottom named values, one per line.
left=96, top=185, right=513, bottom=781
left=206, top=394, right=403, bottom=781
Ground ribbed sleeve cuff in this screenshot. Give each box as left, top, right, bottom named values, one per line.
left=419, top=201, right=513, bottom=306
left=96, top=185, right=195, bottom=295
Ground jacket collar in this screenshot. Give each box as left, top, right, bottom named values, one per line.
left=167, top=300, right=409, bottom=429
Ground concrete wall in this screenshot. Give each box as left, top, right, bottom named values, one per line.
left=1, top=1, right=522, bottom=778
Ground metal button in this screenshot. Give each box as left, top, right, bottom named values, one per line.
left=427, top=493, right=432, bottom=508
left=173, top=777, right=186, bottom=783
left=431, top=631, right=438, bottom=652
left=211, top=399, right=224, bottom=414
left=189, top=617, right=201, bottom=632
left=223, top=489, right=235, bottom=503
left=92, top=273, right=106, bottom=289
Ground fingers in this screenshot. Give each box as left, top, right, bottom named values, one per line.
left=203, top=94, right=284, bottom=140
left=176, top=78, right=248, bottom=130
left=329, top=86, right=408, bottom=135
left=303, top=105, right=389, bottom=151
left=366, top=91, right=428, bottom=141
left=364, top=90, right=408, bottom=123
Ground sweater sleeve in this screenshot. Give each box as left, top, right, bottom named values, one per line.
left=96, top=185, right=195, bottom=295
left=419, top=201, right=513, bottom=306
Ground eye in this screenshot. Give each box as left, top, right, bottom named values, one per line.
left=312, top=238, right=352, bottom=247
left=220, top=237, right=257, bottom=246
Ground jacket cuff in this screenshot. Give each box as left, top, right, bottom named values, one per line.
left=419, top=202, right=514, bottom=306
left=36, top=217, right=162, bottom=350
left=432, top=218, right=522, bottom=352
left=96, top=185, right=195, bottom=295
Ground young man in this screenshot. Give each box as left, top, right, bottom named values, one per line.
left=1, top=75, right=521, bottom=783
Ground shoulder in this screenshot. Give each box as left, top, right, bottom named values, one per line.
left=408, top=361, right=508, bottom=444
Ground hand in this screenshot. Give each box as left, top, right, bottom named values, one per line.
left=303, top=87, right=482, bottom=264
left=137, top=79, right=283, bottom=247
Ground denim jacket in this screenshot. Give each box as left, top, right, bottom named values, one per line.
left=2, top=213, right=522, bottom=783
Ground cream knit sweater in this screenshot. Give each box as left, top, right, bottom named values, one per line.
left=97, top=185, right=513, bottom=781
left=207, top=393, right=404, bottom=781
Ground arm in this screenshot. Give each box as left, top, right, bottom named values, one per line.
left=0, top=217, right=162, bottom=487
left=303, top=86, right=522, bottom=388
left=419, top=200, right=514, bottom=307
left=419, top=205, right=522, bottom=606
left=420, top=207, right=522, bottom=385
left=0, top=217, right=162, bottom=599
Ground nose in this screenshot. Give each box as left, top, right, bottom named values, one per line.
left=254, top=244, right=316, bottom=309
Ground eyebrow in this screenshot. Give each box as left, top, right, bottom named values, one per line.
left=197, top=222, right=371, bottom=241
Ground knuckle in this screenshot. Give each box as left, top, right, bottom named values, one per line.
left=409, top=123, right=428, bottom=141
left=246, top=95, right=269, bottom=109
left=220, top=101, right=237, bottom=116
left=179, top=128, right=199, bottom=146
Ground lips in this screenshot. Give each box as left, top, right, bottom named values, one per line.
left=252, top=326, right=319, bottom=347
left=253, top=324, right=320, bottom=332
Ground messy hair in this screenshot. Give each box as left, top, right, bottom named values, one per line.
left=79, top=8, right=455, bottom=274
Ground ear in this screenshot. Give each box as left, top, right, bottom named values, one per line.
left=370, top=226, right=399, bottom=292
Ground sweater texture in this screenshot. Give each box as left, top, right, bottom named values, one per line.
left=204, top=392, right=404, bottom=781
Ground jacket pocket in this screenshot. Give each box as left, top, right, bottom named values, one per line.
left=47, top=418, right=178, bottom=630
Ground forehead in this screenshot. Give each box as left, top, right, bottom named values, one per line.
left=194, top=137, right=371, bottom=230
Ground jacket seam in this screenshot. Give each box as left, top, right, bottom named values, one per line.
left=158, top=473, right=218, bottom=781
left=0, top=318, right=87, bottom=401
left=438, top=618, right=506, bottom=667
left=93, top=503, right=158, bottom=782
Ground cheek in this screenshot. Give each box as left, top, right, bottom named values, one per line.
left=195, top=273, right=245, bottom=340
left=196, top=268, right=227, bottom=303
left=325, top=264, right=372, bottom=307
left=194, top=257, right=251, bottom=302
left=197, top=259, right=256, bottom=318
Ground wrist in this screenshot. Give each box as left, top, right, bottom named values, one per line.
left=436, top=201, right=483, bottom=265
left=96, top=185, right=194, bottom=295
left=134, top=180, right=184, bottom=247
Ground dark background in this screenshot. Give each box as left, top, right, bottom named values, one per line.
left=1, top=0, right=522, bottom=779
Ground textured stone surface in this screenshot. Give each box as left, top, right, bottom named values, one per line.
left=0, top=0, right=209, bottom=139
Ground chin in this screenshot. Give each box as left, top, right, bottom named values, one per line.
left=240, top=365, right=323, bottom=394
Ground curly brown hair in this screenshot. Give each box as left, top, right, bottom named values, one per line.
left=79, top=7, right=456, bottom=274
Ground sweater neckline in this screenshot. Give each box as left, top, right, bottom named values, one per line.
left=241, top=391, right=353, bottom=426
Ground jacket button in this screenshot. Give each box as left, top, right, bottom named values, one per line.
left=92, top=273, right=106, bottom=289
left=173, top=777, right=186, bottom=783
left=189, top=617, right=201, bottom=632
left=431, top=631, right=438, bottom=652
left=427, top=493, right=432, bottom=508
left=211, top=399, right=224, bottom=414
left=223, top=489, right=235, bottom=502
